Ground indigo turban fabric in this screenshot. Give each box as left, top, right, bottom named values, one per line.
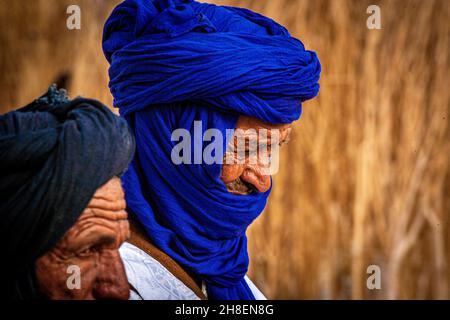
left=103, top=0, right=321, bottom=300
left=0, top=86, right=135, bottom=299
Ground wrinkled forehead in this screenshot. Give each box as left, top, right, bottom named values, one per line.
left=235, top=115, right=293, bottom=131
left=83, top=177, right=127, bottom=220
left=93, top=177, right=124, bottom=199
left=233, top=115, right=293, bottom=142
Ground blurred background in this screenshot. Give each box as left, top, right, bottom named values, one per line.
left=0, top=0, right=449, bottom=299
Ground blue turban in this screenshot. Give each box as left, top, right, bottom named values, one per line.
left=103, top=0, right=321, bottom=300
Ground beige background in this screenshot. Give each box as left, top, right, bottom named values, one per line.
left=1, top=0, right=449, bottom=299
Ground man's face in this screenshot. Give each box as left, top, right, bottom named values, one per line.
left=35, top=177, right=130, bottom=300
left=221, top=115, right=292, bottom=195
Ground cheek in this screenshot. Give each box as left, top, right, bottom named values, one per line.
left=257, top=150, right=272, bottom=166
left=35, top=253, right=99, bottom=300
left=220, top=163, right=244, bottom=183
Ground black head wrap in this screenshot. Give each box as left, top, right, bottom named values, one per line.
left=0, top=85, right=135, bottom=299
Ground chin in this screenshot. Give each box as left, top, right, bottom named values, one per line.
left=227, top=188, right=254, bottom=196
left=225, top=177, right=256, bottom=195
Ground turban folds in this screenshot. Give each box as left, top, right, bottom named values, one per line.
left=0, top=86, right=135, bottom=299
left=103, top=0, right=321, bottom=300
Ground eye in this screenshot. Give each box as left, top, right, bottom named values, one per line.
left=77, top=247, right=93, bottom=257
left=245, top=148, right=259, bottom=158
left=77, top=244, right=103, bottom=257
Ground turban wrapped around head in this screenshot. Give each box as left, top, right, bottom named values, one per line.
left=103, top=0, right=321, bottom=300
left=103, top=0, right=321, bottom=123
left=0, top=85, right=135, bottom=299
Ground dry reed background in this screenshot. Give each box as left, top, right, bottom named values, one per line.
left=0, top=0, right=449, bottom=299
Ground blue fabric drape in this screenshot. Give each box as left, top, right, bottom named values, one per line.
left=103, top=0, right=321, bottom=300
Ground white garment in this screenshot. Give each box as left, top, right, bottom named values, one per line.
left=119, top=242, right=266, bottom=300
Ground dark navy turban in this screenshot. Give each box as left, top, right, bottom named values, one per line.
left=103, top=0, right=321, bottom=300
left=0, top=86, right=135, bottom=299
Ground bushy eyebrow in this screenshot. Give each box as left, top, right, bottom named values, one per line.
left=72, top=232, right=119, bottom=254
left=93, top=234, right=118, bottom=250
left=232, top=129, right=292, bottom=148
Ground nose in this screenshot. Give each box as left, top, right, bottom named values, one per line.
left=93, top=250, right=130, bottom=300
left=241, top=166, right=271, bottom=193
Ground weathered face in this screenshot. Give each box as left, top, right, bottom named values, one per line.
left=35, top=177, right=130, bottom=300
left=221, top=115, right=292, bottom=195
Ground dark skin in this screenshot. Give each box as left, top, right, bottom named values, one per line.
left=221, top=115, right=292, bottom=195
left=35, top=177, right=130, bottom=300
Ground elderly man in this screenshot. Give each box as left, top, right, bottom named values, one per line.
left=103, top=0, right=321, bottom=300
left=0, top=86, right=135, bottom=300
